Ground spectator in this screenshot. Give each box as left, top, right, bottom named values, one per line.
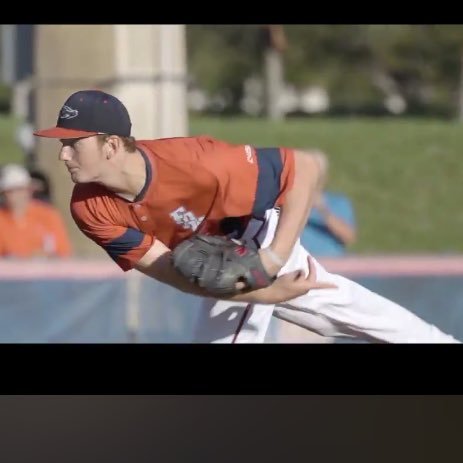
left=28, top=167, right=52, bottom=204
left=0, top=163, right=72, bottom=259
left=300, top=151, right=357, bottom=257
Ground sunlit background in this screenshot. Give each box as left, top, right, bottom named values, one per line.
left=1, top=25, right=462, bottom=343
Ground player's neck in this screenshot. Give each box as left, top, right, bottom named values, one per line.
left=98, top=149, right=149, bottom=202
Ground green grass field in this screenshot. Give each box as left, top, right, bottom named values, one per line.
left=190, top=116, right=463, bottom=254
left=0, top=115, right=24, bottom=165
left=1, top=113, right=462, bottom=253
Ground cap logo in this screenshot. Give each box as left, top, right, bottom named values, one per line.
left=59, top=105, right=79, bottom=120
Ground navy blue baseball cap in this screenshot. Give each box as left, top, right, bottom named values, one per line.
left=34, top=89, right=132, bottom=139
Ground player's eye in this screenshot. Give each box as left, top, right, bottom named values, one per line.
left=61, top=138, right=80, bottom=148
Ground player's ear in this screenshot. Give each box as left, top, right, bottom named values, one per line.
left=104, top=135, right=120, bottom=159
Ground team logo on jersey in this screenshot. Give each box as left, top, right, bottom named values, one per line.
left=170, top=206, right=204, bottom=231
left=59, top=105, right=79, bottom=120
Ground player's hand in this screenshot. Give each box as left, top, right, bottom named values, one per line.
left=266, top=255, right=337, bottom=303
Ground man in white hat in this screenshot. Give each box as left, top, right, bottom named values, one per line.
left=0, top=163, right=72, bottom=258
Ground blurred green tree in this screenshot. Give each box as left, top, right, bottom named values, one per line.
left=186, top=25, right=463, bottom=118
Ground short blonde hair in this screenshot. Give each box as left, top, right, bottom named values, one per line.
left=96, top=134, right=137, bottom=153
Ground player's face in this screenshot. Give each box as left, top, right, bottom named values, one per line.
left=58, top=135, right=105, bottom=183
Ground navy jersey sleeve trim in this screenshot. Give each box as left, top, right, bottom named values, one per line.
left=252, top=147, right=282, bottom=218
left=104, top=228, right=145, bottom=261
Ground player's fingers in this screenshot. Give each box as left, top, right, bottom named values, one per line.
left=306, top=256, right=337, bottom=289
left=306, top=255, right=316, bottom=283
left=279, top=269, right=302, bottom=281
left=290, top=256, right=317, bottom=283
left=313, top=281, right=338, bottom=290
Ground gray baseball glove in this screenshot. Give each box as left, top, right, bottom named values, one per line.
left=171, top=234, right=275, bottom=297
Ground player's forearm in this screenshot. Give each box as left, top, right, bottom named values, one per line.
left=136, top=249, right=282, bottom=303
left=158, top=267, right=287, bottom=304
left=269, top=151, right=322, bottom=262
left=136, top=251, right=213, bottom=297
left=150, top=261, right=286, bottom=304
left=171, top=277, right=286, bottom=304
left=225, top=285, right=288, bottom=304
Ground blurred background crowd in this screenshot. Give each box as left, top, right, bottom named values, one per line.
left=0, top=25, right=462, bottom=342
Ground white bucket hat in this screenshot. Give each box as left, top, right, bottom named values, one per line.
left=0, top=164, right=31, bottom=191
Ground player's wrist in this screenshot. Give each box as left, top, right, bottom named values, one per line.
left=259, top=247, right=285, bottom=277
left=261, top=247, right=285, bottom=267
left=268, top=241, right=292, bottom=265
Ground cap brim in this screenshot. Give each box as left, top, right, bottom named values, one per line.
left=33, top=127, right=99, bottom=139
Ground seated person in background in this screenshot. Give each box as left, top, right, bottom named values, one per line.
left=300, top=151, right=357, bottom=257
left=28, top=167, right=52, bottom=204
left=0, top=163, right=72, bottom=259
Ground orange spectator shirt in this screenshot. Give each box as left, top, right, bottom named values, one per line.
left=0, top=199, right=72, bottom=258
left=71, top=136, right=295, bottom=271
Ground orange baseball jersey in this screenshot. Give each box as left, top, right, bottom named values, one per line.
left=0, top=200, right=72, bottom=258
left=71, top=135, right=295, bottom=271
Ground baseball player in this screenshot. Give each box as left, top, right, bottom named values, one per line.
left=34, top=89, right=459, bottom=343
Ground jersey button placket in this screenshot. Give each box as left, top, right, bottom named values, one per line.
left=132, top=204, right=148, bottom=225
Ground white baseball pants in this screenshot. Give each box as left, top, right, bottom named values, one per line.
left=192, top=209, right=459, bottom=343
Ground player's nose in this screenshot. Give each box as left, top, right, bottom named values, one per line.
left=59, top=146, right=72, bottom=162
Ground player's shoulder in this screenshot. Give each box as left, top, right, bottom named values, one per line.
left=138, top=135, right=234, bottom=153
left=70, top=183, right=116, bottom=221
left=138, top=134, right=219, bottom=145
left=71, top=182, right=110, bottom=203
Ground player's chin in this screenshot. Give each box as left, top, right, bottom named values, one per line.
left=68, top=171, right=80, bottom=183
left=69, top=171, right=90, bottom=184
